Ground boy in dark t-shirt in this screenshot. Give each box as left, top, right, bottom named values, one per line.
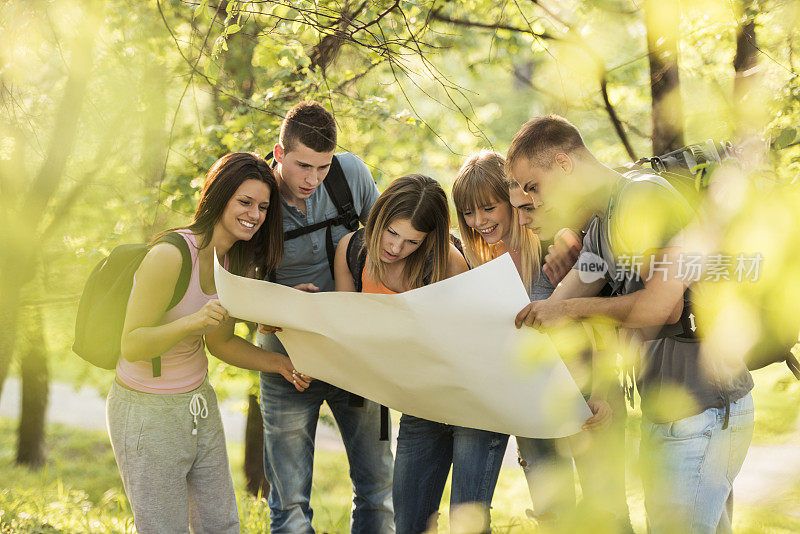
left=507, top=114, right=753, bottom=534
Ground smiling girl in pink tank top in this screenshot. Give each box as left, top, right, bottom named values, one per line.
left=106, top=152, right=311, bottom=533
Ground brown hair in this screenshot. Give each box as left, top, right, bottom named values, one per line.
left=506, top=114, right=587, bottom=171
left=182, top=152, right=283, bottom=277
left=279, top=101, right=337, bottom=153
left=452, top=150, right=541, bottom=292
left=363, top=174, right=450, bottom=290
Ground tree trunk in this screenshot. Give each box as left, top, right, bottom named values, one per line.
left=643, top=0, right=685, bottom=154
left=140, top=60, right=170, bottom=239
left=16, top=306, right=49, bottom=467
left=244, top=392, right=270, bottom=497
left=142, top=62, right=168, bottom=182
left=224, top=22, right=260, bottom=100
left=733, top=0, right=759, bottom=134
left=243, top=321, right=269, bottom=497
left=0, top=267, right=25, bottom=400
left=0, top=9, right=97, bottom=400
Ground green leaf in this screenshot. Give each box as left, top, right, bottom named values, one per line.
left=225, top=24, right=241, bottom=36
left=775, top=127, right=797, bottom=150
left=204, top=60, right=220, bottom=85
left=194, top=0, right=209, bottom=20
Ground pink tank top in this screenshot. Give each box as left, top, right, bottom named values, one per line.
left=116, top=230, right=226, bottom=394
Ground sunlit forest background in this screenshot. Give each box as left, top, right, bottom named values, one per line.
left=1, top=0, right=800, bottom=532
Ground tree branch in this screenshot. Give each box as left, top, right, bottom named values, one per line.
left=601, top=76, right=637, bottom=160
left=26, top=14, right=97, bottom=234
left=430, top=9, right=557, bottom=39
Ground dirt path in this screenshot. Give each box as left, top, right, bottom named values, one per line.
left=2, top=377, right=798, bottom=506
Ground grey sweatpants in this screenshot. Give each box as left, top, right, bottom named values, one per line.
left=106, top=377, right=239, bottom=534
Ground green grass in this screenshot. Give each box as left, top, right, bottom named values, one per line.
left=749, top=366, right=800, bottom=444
left=2, top=366, right=800, bottom=532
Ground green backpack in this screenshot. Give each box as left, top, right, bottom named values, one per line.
left=72, top=232, right=191, bottom=377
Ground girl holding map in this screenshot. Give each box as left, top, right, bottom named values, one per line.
left=108, top=152, right=310, bottom=533
left=333, top=174, right=509, bottom=534
left=453, top=149, right=632, bottom=530
left=453, top=149, right=578, bottom=523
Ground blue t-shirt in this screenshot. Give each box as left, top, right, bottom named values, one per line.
left=274, top=152, right=380, bottom=292
left=260, top=152, right=380, bottom=358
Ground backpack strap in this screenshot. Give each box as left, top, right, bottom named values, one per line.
left=449, top=234, right=465, bottom=257
left=346, top=228, right=367, bottom=292
left=149, top=232, right=192, bottom=377
left=321, top=157, right=360, bottom=279
left=323, top=156, right=361, bottom=231
left=601, top=172, right=695, bottom=340
left=266, top=153, right=361, bottom=281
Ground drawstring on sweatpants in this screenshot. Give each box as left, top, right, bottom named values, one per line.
left=189, top=393, right=208, bottom=435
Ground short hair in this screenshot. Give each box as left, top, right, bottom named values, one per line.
left=279, top=101, right=337, bottom=153
left=506, top=114, right=587, bottom=171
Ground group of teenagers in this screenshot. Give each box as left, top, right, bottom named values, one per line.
left=107, top=101, right=755, bottom=534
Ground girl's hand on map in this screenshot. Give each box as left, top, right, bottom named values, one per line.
left=277, top=357, right=313, bottom=391
left=582, top=395, right=612, bottom=432
left=258, top=324, right=282, bottom=335
left=293, top=283, right=319, bottom=292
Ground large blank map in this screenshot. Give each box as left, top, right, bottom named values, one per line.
left=215, top=253, right=591, bottom=438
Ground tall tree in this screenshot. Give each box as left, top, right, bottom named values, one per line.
left=0, top=6, right=98, bottom=400
left=733, top=0, right=761, bottom=136
left=16, top=305, right=49, bottom=467
left=643, top=0, right=685, bottom=154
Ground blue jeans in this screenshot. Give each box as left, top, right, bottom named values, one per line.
left=640, top=392, right=754, bottom=534
left=392, top=414, right=509, bottom=534
left=259, top=372, right=394, bottom=533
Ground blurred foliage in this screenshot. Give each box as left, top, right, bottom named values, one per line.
left=1, top=0, right=800, bottom=527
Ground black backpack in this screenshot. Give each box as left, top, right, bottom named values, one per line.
left=267, top=153, right=361, bottom=281
left=72, top=232, right=192, bottom=377
left=609, top=141, right=800, bottom=379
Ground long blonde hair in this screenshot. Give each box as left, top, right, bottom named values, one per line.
left=452, top=150, right=540, bottom=292
left=363, top=174, right=450, bottom=290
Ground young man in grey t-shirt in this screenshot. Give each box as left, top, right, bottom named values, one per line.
left=507, top=114, right=753, bottom=534
left=257, top=102, right=392, bottom=533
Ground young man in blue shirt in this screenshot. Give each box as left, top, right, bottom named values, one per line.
left=258, top=101, right=393, bottom=533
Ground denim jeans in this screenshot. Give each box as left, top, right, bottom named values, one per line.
left=392, top=414, right=509, bottom=534
left=640, top=392, right=754, bottom=534
left=259, top=372, right=394, bottom=533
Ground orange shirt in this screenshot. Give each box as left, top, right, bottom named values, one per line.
left=361, top=271, right=399, bottom=295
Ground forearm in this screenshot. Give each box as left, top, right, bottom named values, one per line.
left=563, top=291, right=678, bottom=329
left=208, top=335, right=289, bottom=373
left=121, top=316, right=193, bottom=362
left=549, top=270, right=607, bottom=302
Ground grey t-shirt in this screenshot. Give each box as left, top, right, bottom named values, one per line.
left=259, top=152, right=380, bottom=357
left=577, top=176, right=752, bottom=423
left=529, top=266, right=556, bottom=302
